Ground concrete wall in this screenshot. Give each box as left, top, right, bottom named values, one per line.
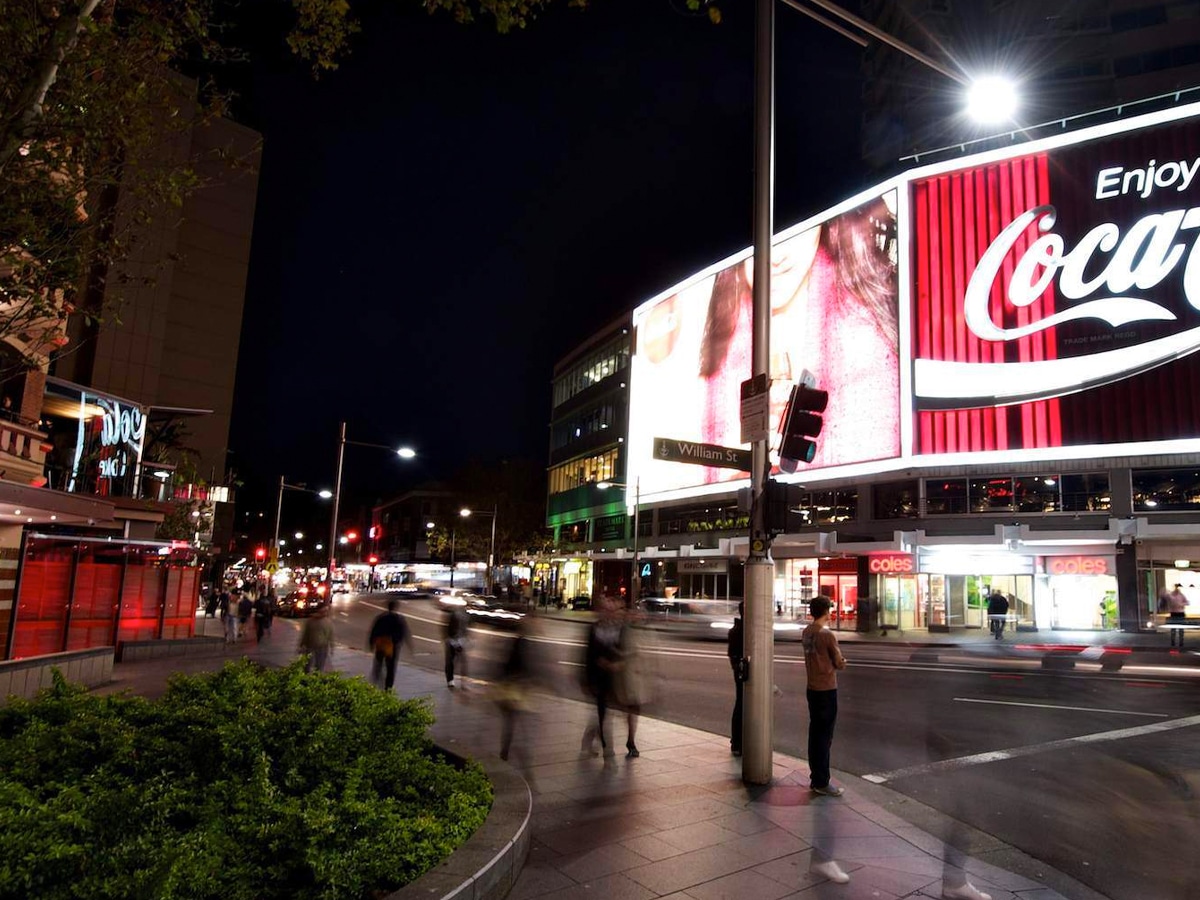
left=0, top=647, right=113, bottom=704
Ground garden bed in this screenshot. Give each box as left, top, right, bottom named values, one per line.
left=0, top=660, right=493, bottom=900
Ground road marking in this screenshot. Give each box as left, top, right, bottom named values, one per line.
left=863, top=713, right=1200, bottom=784
left=952, top=697, right=1168, bottom=717
left=557, top=660, right=584, bottom=667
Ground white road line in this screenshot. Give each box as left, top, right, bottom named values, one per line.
left=863, top=713, right=1200, bottom=784
left=952, top=697, right=1169, bottom=718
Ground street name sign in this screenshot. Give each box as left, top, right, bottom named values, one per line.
left=655, top=437, right=752, bottom=471
left=740, top=373, right=770, bottom=444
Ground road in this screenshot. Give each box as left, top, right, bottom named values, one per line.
left=299, top=593, right=1199, bottom=900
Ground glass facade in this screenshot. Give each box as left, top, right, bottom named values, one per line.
left=548, top=449, right=618, bottom=494
left=551, top=336, right=629, bottom=408
left=922, top=473, right=1110, bottom=516
left=1132, top=467, right=1200, bottom=511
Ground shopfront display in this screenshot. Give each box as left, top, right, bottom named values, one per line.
left=1034, top=555, right=1119, bottom=630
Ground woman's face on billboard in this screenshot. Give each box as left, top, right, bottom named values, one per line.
left=738, top=227, right=821, bottom=312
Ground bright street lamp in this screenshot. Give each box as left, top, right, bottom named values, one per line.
left=598, top=478, right=641, bottom=605
left=966, top=75, right=1020, bottom=124
left=327, top=421, right=417, bottom=582
left=294, top=531, right=304, bottom=540
left=272, top=476, right=331, bottom=570
left=460, top=505, right=498, bottom=596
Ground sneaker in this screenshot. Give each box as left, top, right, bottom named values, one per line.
left=810, top=860, right=850, bottom=884
left=943, top=882, right=991, bottom=900
left=811, top=783, right=845, bottom=797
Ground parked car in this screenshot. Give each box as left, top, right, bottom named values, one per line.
left=566, top=595, right=592, bottom=611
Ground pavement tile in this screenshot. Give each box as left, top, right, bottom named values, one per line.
left=640, top=783, right=725, bottom=806
left=840, top=862, right=939, bottom=896
left=751, top=849, right=823, bottom=890
left=637, top=796, right=744, bottom=831
left=556, top=842, right=653, bottom=882
left=1011, top=890, right=1071, bottom=900
left=625, top=845, right=756, bottom=895
left=780, top=878, right=903, bottom=900
left=619, top=834, right=687, bottom=862
left=721, top=827, right=811, bottom=866
left=655, top=820, right=737, bottom=852
left=862, top=855, right=945, bottom=878
left=963, top=860, right=1047, bottom=892
left=816, top=834, right=935, bottom=861
left=506, top=864, right=576, bottom=900
left=712, top=809, right=779, bottom=836
left=535, top=871, right=657, bottom=900
left=535, top=815, right=657, bottom=856
left=924, top=880, right=1017, bottom=900
left=684, top=868, right=797, bottom=900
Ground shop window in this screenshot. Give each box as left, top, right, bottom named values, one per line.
left=1014, top=476, right=1061, bottom=512
left=1061, top=474, right=1110, bottom=512
left=1133, top=468, right=1200, bottom=511
left=970, top=477, right=1017, bottom=512
left=926, top=478, right=968, bottom=515
left=874, top=480, right=919, bottom=519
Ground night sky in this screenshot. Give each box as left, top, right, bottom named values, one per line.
left=226, top=0, right=870, bottom=524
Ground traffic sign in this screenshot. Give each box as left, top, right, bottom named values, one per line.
left=654, top=437, right=752, bottom=471
left=740, top=373, right=770, bottom=444
left=265, top=562, right=278, bottom=574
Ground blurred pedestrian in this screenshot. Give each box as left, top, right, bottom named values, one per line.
left=581, top=594, right=623, bottom=757
left=299, top=604, right=335, bottom=673
left=495, top=620, right=531, bottom=762
left=236, top=591, right=253, bottom=641
left=367, top=598, right=412, bottom=690
left=727, top=602, right=745, bottom=757
left=223, top=597, right=238, bottom=644
left=253, top=591, right=273, bottom=642
left=445, top=602, right=471, bottom=689
left=203, top=588, right=218, bottom=618
left=218, top=587, right=231, bottom=621
left=616, top=607, right=651, bottom=758
left=1165, top=583, right=1189, bottom=648
left=986, top=589, right=1009, bottom=640
left=802, top=595, right=847, bottom=796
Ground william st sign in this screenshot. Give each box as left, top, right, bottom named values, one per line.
left=655, top=437, right=752, bottom=472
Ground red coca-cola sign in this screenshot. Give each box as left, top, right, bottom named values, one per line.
left=868, top=553, right=914, bottom=574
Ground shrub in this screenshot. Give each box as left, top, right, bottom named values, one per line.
left=0, top=661, right=492, bottom=900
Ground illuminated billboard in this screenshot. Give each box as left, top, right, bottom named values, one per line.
left=911, top=106, right=1200, bottom=458
left=628, top=101, right=1200, bottom=504
left=629, top=191, right=901, bottom=499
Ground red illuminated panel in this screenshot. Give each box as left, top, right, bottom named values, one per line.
left=65, top=563, right=120, bottom=650
left=868, top=553, right=914, bottom=574
left=117, top=566, right=162, bottom=643
left=11, top=558, right=71, bottom=659
left=912, top=154, right=1061, bottom=453
left=161, top=568, right=198, bottom=640
left=1043, top=556, right=1111, bottom=576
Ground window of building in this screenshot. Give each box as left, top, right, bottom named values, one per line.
left=924, top=473, right=1109, bottom=515
left=1061, top=474, right=1111, bottom=512
left=926, top=478, right=969, bottom=515
left=551, top=336, right=630, bottom=408
left=874, top=480, right=920, bottom=519
left=547, top=449, right=619, bottom=495
left=1133, top=468, right=1200, bottom=511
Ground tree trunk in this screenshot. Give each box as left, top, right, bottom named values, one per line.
left=0, top=0, right=104, bottom=176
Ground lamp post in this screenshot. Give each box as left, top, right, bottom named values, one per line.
left=272, top=475, right=332, bottom=571
left=598, top=478, right=641, bottom=605
left=326, top=420, right=416, bottom=583
left=459, top=505, right=498, bottom=596
left=426, top=520, right=457, bottom=587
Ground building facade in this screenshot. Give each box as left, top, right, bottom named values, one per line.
left=551, top=100, right=1200, bottom=634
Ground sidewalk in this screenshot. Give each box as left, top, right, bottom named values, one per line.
left=99, top=623, right=1107, bottom=900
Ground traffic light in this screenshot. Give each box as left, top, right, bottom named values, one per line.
left=367, top=554, right=379, bottom=567
left=346, top=530, right=359, bottom=543
left=255, top=546, right=266, bottom=561
left=779, top=372, right=828, bottom=471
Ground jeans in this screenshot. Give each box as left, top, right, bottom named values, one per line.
left=444, top=640, right=465, bottom=684
left=807, top=688, right=838, bottom=789
left=989, top=615, right=1006, bottom=639
left=1169, top=611, right=1186, bottom=647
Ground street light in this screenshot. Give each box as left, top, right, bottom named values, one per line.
left=598, top=478, right=641, bottom=605
left=459, top=505, right=498, bottom=596
left=273, top=475, right=331, bottom=569
left=327, top=420, right=417, bottom=582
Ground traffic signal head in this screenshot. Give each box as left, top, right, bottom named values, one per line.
left=779, top=374, right=828, bottom=470
left=255, top=547, right=266, bottom=560
left=367, top=554, right=379, bottom=567
left=346, top=530, right=359, bottom=542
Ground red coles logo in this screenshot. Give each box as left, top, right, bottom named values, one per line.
left=1047, top=556, right=1109, bottom=575
left=868, top=554, right=914, bottom=574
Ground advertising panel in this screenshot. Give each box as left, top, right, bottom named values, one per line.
left=911, top=108, right=1200, bottom=455
left=629, top=191, right=901, bottom=498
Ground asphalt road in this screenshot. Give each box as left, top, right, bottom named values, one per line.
left=308, top=593, right=1199, bottom=900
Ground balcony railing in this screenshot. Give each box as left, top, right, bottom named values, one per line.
left=0, top=416, right=49, bottom=486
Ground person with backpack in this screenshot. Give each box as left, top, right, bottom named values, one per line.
left=367, top=599, right=412, bottom=690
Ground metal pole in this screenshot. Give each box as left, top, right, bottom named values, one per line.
left=487, top=504, right=497, bottom=596
left=449, top=529, right=456, bottom=588
left=272, top=475, right=284, bottom=566
left=327, top=421, right=346, bottom=584
left=743, top=0, right=776, bottom=786
left=632, top=478, right=641, bottom=604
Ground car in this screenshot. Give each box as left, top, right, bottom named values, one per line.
left=567, top=595, right=592, bottom=611
left=331, top=579, right=350, bottom=595
left=465, top=601, right=526, bottom=630
left=274, top=585, right=328, bottom=618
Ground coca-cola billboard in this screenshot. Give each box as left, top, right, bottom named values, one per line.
left=910, top=105, right=1200, bottom=455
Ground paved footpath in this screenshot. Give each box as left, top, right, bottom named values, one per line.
left=98, top=622, right=1110, bottom=900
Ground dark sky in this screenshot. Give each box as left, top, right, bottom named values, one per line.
left=226, top=0, right=871, bottom=524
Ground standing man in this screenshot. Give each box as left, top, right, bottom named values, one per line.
left=802, top=596, right=847, bottom=797
left=727, top=602, right=745, bottom=757
left=444, top=602, right=471, bottom=690
left=367, top=599, right=413, bottom=690
left=236, top=590, right=253, bottom=641
left=986, top=588, right=1010, bottom=640
left=1166, top=584, right=1189, bottom=648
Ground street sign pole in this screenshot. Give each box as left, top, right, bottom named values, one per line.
left=743, top=0, right=775, bottom=786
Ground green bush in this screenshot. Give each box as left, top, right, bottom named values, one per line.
left=0, top=661, right=493, bottom=900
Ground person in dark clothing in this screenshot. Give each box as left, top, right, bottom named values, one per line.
left=987, top=590, right=1010, bottom=640
left=444, top=604, right=471, bottom=689
left=581, top=595, right=623, bottom=757
left=253, top=592, right=273, bottom=642
left=217, top=589, right=231, bottom=620
left=367, top=599, right=412, bottom=690
left=236, top=592, right=253, bottom=641
left=496, top=622, right=531, bottom=762
left=727, top=602, right=745, bottom=756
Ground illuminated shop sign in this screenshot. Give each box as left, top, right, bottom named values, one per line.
left=1041, top=555, right=1112, bottom=576
left=64, top=389, right=147, bottom=496
left=868, top=553, right=914, bottom=574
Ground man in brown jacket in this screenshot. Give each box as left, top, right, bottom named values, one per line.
left=802, top=595, right=847, bottom=797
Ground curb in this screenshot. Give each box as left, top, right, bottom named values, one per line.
left=386, top=756, right=532, bottom=900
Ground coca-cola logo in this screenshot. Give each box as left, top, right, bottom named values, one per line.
left=915, top=158, right=1200, bottom=409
